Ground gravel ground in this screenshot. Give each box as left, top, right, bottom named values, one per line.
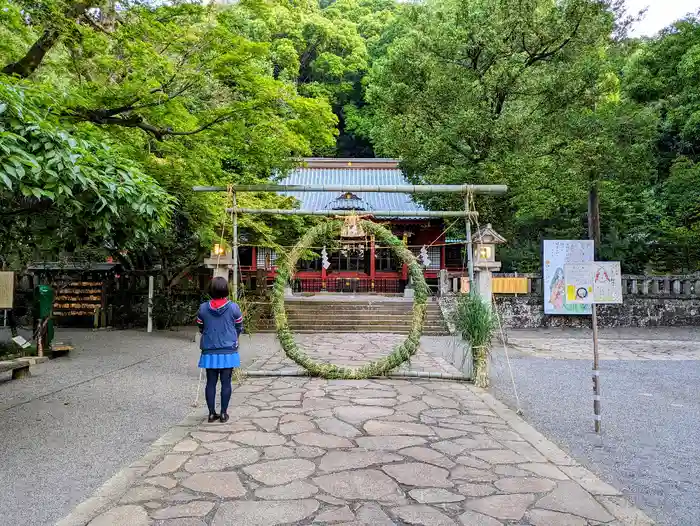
left=490, top=348, right=700, bottom=526
left=0, top=328, right=269, bottom=526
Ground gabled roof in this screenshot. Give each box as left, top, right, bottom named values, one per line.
left=472, top=223, right=507, bottom=244
left=279, top=159, right=427, bottom=217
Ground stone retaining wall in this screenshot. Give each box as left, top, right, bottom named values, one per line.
left=496, top=296, right=700, bottom=328
left=440, top=294, right=700, bottom=329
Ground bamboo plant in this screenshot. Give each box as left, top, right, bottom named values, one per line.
left=454, top=292, right=497, bottom=387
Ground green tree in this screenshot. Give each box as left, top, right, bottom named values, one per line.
left=624, top=14, right=700, bottom=271
left=0, top=81, right=173, bottom=268
left=364, top=0, right=658, bottom=271
left=1, top=0, right=338, bottom=280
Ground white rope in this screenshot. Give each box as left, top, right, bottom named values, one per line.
left=494, top=303, right=523, bottom=415
left=466, top=192, right=522, bottom=415
left=192, top=367, right=203, bottom=408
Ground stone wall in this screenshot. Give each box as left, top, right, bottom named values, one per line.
left=495, top=295, right=700, bottom=328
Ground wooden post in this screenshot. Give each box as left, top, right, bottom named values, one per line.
left=591, top=305, right=601, bottom=433
left=464, top=195, right=474, bottom=289
left=589, top=181, right=602, bottom=434
left=147, top=275, right=154, bottom=333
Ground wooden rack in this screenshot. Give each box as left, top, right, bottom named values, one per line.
left=53, top=281, right=104, bottom=318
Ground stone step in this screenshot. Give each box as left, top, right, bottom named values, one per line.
left=257, top=321, right=448, bottom=332
left=279, top=318, right=445, bottom=327
left=283, top=320, right=445, bottom=327
left=284, top=307, right=443, bottom=315
left=284, top=301, right=442, bottom=308
left=283, top=313, right=444, bottom=321
left=257, top=328, right=450, bottom=335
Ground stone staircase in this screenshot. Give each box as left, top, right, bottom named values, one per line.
left=258, top=298, right=450, bottom=335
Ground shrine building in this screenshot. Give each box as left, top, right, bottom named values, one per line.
left=237, top=158, right=466, bottom=294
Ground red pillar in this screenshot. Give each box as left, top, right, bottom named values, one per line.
left=440, top=244, right=446, bottom=270
left=321, top=263, right=327, bottom=292
left=370, top=236, right=376, bottom=291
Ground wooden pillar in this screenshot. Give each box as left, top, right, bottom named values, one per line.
left=440, top=245, right=446, bottom=270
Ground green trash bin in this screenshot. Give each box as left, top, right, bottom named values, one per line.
left=34, top=285, right=54, bottom=318
left=34, top=285, right=54, bottom=351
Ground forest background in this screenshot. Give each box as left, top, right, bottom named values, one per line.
left=2, top=0, right=700, bottom=285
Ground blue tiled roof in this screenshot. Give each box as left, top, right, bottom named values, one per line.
left=280, top=167, right=427, bottom=216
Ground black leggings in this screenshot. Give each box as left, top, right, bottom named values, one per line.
left=205, top=368, right=233, bottom=415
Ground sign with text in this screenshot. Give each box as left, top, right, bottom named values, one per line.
left=543, top=240, right=594, bottom=315
left=564, top=262, right=623, bottom=305
left=592, top=261, right=623, bottom=304
left=564, top=263, right=594, bottom=304
left=0, top=271, right=14, bottom=309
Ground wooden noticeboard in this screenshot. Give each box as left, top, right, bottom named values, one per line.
left=53, top=281, right=104, bottom=318
left=0, top=272, right=14, bottom=309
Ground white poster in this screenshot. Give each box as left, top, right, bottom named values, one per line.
left=564, top=263, right=595, bottom=304
left=543, top=240, right=594, bottom=315
left=593, top=262, right=623, bottom=304
left=565, top=261, right=623, bottom=305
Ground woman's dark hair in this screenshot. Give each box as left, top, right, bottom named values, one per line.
left=208, top=277, right=230, bottom=299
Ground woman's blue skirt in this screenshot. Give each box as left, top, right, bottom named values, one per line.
left=199, top=352, right=240, bottom=369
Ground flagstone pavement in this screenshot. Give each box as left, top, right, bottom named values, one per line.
left=58, top=335, right=654, bottom=526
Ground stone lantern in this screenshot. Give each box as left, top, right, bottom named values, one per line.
left=473, top=224, right=506, bottom=270
left=203, top=244, right=233, bottom=280
left=472, top=224, right=506, bottom=302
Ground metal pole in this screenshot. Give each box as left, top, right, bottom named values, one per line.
left=226, top=208, right=478, bottom=218
left=592, top=305, right=601, bottom=433
left=232, top=192, right=238, bottom=299
left=464, top=195, right=474, bottom=290
left=147, top=275, right=154, bottom=333
left=194, top=184, right=508, bottom=195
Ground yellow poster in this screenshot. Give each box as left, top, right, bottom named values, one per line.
left=0, top=272, right=14, bottom=309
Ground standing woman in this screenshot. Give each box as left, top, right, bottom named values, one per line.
left=196, top=277, right=243, bottom=423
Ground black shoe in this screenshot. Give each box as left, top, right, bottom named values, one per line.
left=208, top=413, right=220, bottom=423
left=220, top=412, right=229, bottom=423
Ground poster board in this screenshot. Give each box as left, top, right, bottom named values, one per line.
left=564, top=263, right=594, bottom=304
left=543, top=240, right=594, bottom=315
left=593, top=262, right=623, bottom=304
left=0, top=271, right=14, bottom=309
left=565, top=262, right=622, bottom=305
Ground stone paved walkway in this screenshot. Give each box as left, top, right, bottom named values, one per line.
left=249, top=333, right=460, bottom=375
left=508, top=335, right=700, bottom=361
left=59, top=336, right=654, bottom=526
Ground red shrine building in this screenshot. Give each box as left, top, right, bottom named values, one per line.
left=237, top=158, right=465, bottom=294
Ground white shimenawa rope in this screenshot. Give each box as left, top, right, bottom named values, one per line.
left=192, top=367, right=203, bottom=408
left=494, top=303, right=523, bottom=415
left=467, top=192, right=522, bottom=415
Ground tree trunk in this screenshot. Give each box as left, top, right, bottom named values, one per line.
left=588, top=181, right=601, bottom=258
left=2, top=29, right=60, bottom=78
left=2, top=1, right=92, bottom=77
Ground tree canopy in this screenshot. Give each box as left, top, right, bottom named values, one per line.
left=3, top=0, right=700, bottom=276
left=1, top=0, right=339, bottom=282
left=361, top=0, right=700, bottom=273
